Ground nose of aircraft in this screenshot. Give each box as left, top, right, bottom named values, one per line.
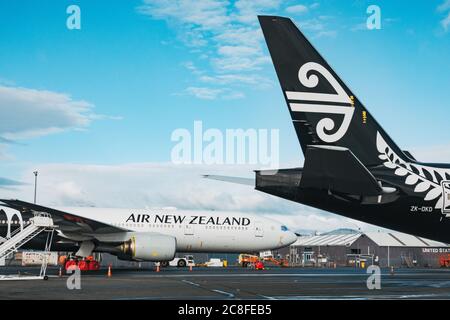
left=286, top=231, right=298, bottom=245
left=277, top=225, right=298, bottom=246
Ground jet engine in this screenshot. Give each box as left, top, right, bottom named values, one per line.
left=119, top=233, right=176, bottom=261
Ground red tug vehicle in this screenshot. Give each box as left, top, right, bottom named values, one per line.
left=439, top=254, right=450, bottom=268
left=61, top=255, right=101, bottom=272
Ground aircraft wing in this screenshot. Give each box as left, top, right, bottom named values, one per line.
left=0, top=199, right=128, bottom=235
left=203, top=175, right=255, bottom=186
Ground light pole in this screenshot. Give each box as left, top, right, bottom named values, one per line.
left=33, top=171, right=38, bottom=204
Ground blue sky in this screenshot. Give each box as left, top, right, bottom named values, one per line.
left=0, top=0, right=450, bottom=231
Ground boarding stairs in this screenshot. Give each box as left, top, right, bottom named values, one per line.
left=0, top=212, right=54, bottom=261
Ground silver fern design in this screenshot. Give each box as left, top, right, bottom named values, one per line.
left=376, top=132, right=450, bottom=217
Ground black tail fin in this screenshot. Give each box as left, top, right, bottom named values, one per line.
left=259, top=15, right=408, bottom=166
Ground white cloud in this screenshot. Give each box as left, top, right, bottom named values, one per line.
left=222, top=91, right=245, bottom=100
left=0, top=176, right=25, bottom=188
left=297, top=18, right=325, bottom=31
left=138, top=0, right=336, bottom=98
left=137, top=0, right=230, bottom=31
left=0, top=85, right=120, bottom=164
left=137, top=0, right=279, bottom=97
left=314, top=30, right=337, bottom=39
left=184, top=86, right=224, bottom=100
left=2, top=162, right=378, bottom=232
left=182, top=61, right=203, bottom=75
left=442, top=12, right=450, bottom=31
left=213, top=45, right=269, bottom=71
left=218, top=45, right=260, bottom=57
left=285, top=4, right=308, bottom=14
left=0, top=85, right=96, bottom=140
left=200, top=74, right=273, bottom=88
left=438, top=0, right=450, bottom=12
left=294, top=17, right=338, bottom=38
left=233, top=0, right=281, bottom=25
left=212, top=55, right=270, bottom=72
left=410, top=144, right=450, bottom=163
left=0, top=145, right=13, bottom=161
left=351, top=22, right=368, bottom=32
left=213, top=27, right=263, bottom=47
left=437, top=1, right=450, bottom=31
left=182, top=86, right=244, bottom=100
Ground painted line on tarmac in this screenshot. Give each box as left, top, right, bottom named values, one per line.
left=182, top=279, right=201, bottom=287
left=182, top=279, right=236, bottom=299
left=258, top=295, right=278, bottom=300
left=212, top=289, right=235, bottom=299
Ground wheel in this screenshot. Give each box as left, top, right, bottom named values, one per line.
left=177, top=259, right=187, bottom=268
left=160, top=261, right=169, bottom=268
left=43, top=276, right=49, bottom=281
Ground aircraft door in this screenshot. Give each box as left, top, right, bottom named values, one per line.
left=255, top=222, right=264, bottom=237
left=442, top=181, right=450, bottom=215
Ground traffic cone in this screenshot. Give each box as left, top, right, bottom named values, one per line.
left=58, top=267, right=62, bottom=277
left=156, top=264, right=160, bottom=272
left=107, top=264, right=112, bottom=278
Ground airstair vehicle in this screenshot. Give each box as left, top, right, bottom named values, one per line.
left=0, top=212, right=55, bottom=280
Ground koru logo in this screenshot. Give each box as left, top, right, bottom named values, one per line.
left=285, top=62, right=355, bottom=143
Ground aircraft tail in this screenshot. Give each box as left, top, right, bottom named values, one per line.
left=258, top=16, right=409, bottom=166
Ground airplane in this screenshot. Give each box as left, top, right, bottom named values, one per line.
left=0, top=200, right=297, bottom=264
left=207, top=15, right=450, bottom=244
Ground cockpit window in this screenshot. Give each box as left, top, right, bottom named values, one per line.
left=281, top=225, right=289, bottom=231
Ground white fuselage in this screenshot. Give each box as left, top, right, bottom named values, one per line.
left=56, top=207, right=298, bottom=253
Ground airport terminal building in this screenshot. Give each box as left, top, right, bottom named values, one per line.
left=287, top=229, right=450, bottom=268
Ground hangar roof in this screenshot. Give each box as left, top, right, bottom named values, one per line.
left=292, top=233, right=362, bottom=247
left=292, top=231, right=449, bottom=248
left=363, top=232, right=448, bottom=247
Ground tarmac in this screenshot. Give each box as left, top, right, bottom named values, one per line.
left=1, top=266, right=450, bottom=300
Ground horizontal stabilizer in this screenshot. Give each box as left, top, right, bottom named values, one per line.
left=300, top=145, right=383, bottom=196
left=203, top=175, right=255, bottom=186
